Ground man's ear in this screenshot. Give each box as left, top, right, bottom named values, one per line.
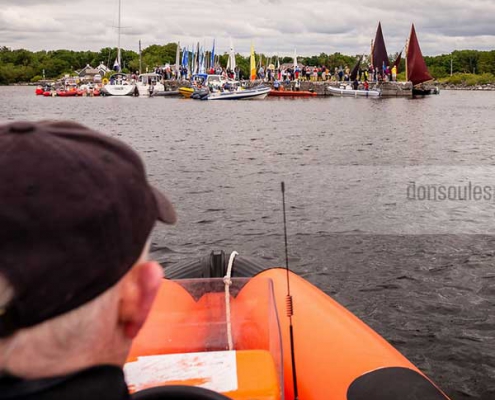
left=118, top=261, right=163, bottom=339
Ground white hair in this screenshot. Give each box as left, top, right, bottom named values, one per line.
left=0, top=275, right=123, bottom=377
left=0, top=240, right=151, bottom=378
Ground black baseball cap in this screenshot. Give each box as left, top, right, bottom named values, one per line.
left=0, top=120, right=176, bottom=337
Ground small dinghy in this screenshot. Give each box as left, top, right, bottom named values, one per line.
left=327, top=85, right=381, bottom=97
left=179, top=87, right=195, bottom=98
left=268, top=90, right=317, bottom=97
left=151, top=90, right=181, bottom=97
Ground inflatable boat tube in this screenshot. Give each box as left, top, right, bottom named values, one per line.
left=127, top=252, right=451, bottom=400
left=164, top=251, right=267, bottom=279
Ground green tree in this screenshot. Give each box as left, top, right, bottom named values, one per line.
left=1, top=43, right=494, bottom=84
left=477, top=51, right=495, bottom=74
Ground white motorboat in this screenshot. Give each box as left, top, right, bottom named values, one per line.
left=135, top=73, right=165, bottom=97
left=206, top=85, right=270, bottom=100
left=102, top=73, right=136, bottom=96
left=327, top=85, right=381, bottom=97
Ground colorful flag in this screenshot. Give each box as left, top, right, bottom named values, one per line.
left=199, top=45, right=205, bottom=74
left=113, top=48, right=121, bottom=72
left=210, top=39, right=215, bottom=69
left=250, top=43, right=256, bottom=81
left=181, top=47, right=187, bottom=67
left=191, top=44, right=196, bottom=75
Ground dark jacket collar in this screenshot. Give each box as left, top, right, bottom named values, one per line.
left=0, top=365, right=130, bottom=400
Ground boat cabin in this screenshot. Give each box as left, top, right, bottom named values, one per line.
left=191, top=74, right=226, bottom=89
left=108, top=73, right=132, bottom=86
left=137, top=73, right=162, bottom=85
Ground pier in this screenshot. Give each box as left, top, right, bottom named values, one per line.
left=164, top=79, right=415, bottom=97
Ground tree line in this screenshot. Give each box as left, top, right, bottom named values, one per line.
left=1, top=44, right=494, bottom=85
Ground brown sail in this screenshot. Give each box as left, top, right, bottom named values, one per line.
left=372, top=22, right=389, bottom=72
left=393, top=51, right=402, bottom=72
left=350, top=55, right=363, bottom=81
left=406, top=24, right=433, bottom=85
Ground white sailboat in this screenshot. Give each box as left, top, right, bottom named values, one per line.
left=102, top=0, right=136, bottom=96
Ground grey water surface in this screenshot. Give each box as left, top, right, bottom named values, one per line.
left=1, top=86, right=494, bottom=399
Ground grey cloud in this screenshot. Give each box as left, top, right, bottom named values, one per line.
left=0, top=10, right=64, bottom=33
left=1, top=0, right=494, bottom=55
left=1, top=0, right=73, bottom=4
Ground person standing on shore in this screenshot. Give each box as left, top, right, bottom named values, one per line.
left=391, top=65, right=397, bottom=81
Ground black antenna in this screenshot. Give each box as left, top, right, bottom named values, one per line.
left=281, top=181, right=299, bottom=400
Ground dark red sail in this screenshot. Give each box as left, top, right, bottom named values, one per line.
left=350, top=55, right=363, bottom=81
left=406, top=24, right=433, bottom=85
left=393, top=51, right=402, bottom=72
left=372, top=22, right=389, bottom=72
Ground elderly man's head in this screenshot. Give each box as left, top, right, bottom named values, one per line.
left=0, top=121, right=176, bottom=378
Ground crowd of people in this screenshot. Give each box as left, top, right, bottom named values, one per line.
left=131, top=61, right=398, bottom=85
left=257, top=63, right=398, bottom=83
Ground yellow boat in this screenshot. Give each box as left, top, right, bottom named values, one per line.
left=125, top=252, right=451, bottom=400
left=178, top=87, right=194, bottom=98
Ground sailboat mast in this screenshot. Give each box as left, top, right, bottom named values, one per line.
left=117, top=0, right=121, bottom=68
left=139, top=39, right=142, bottom=74
left=405, top=38, right=409, bottom=82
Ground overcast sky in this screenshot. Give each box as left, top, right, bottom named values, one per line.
left=1, top=0, right=494, bottom=57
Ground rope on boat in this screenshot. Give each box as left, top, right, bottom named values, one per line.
left=223, top=251, right=238, bottom=351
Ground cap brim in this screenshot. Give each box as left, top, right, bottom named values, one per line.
left=151, top=186, right=177, bottom=224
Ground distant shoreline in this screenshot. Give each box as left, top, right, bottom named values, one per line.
left=436, top=82, right=495, bottom=91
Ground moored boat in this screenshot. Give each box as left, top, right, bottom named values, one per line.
left=406, top=24, right=439, bottom=96
left=178, top=87, right=195, bottom=98
left=206, top=85, right=270, bottom=100
left=151, top=89, right=180, bottom=97
left=135, top=73, right=165, bottom=97
left=412, top=86, right=440, bottom=96
left=268, top=90, right=317, bottom=97
left=56, top=88, right=78, bottom=97
left=327, top=85, right=381, bottom=97
left=126, top=251, right=451, bottom=400
left=190, top=87, right=210, bottom=100
left=101, top=0, right=137, bottom=97
left=102, top=73, right=137, bottom=96
left=179, top=74, right=237, bottom=99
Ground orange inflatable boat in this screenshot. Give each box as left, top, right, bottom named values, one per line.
left=268, top=90, right=317, bottom=97
left=125, top=253, right=451, bottom=400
